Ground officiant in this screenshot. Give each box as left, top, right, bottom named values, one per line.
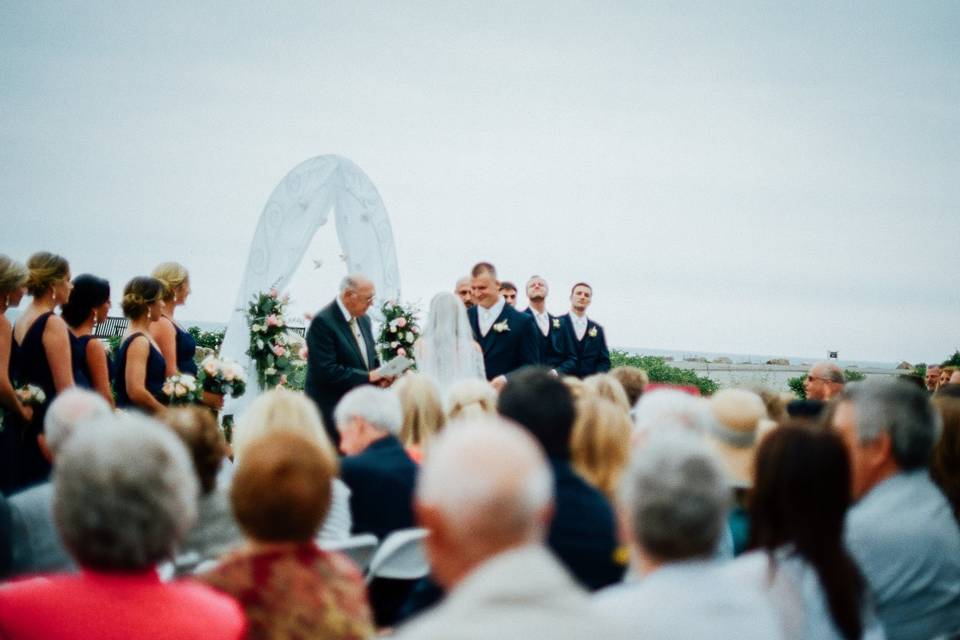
left=305, top=274, right=390, bottom=449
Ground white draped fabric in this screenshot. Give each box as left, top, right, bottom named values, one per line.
left=220, top=155, right=401, bottom=417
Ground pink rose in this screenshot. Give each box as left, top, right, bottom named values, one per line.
left=272, top=345, right=286, bottom=357
left=279, top=374, right=288, bottom=386
left=299, top=346, right=309, bottom=360
left=266, top=314, right=279, bottom=327
left=396, top=317, right=407, bottom=328
left=269, top=288, right=279, bottom=298
left=397, top=347, right=407, bottom=357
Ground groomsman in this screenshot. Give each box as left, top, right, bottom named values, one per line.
left=455, top=276, right=474, bottom=309
left=559, top=282, right=611, bottom=378
left=499, top=282, right=518, bottom=307
left=467, top=262, right=540, bottom=390
left=523, top=276, right=576, bottom=375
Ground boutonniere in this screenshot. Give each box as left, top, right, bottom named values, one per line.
left=493, top=320, right=510, bottom=333
left=588, top=327, right=599, bottom=338
left=552, top=318, right=560, bottom=329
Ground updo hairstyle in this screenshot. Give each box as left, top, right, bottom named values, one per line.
left=61, top=274, right=111, bottom=328
left=25, top=251, right=69, bottom=297
left=121, top=277, right=164, bottom=321
left=152, top=262, right=189, bottom=303
left=0, top=255, right=28, bottom=296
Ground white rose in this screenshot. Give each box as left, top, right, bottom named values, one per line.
left=174, top=383, right=187, bottom=396
left=162, top=382, right=174, bottom=396
left=391, top=341, right=399, bottom=348
left=265, top=367, right=277, bottom=375
left=406, top=331, right=414, bottom=343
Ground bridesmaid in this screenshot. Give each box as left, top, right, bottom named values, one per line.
left=151, top=262, right=222, bottom=411
left=12, top=252, right=75, bottom=488
left=61, top=274, right=115, bottom=408
left=0, top=256, right=32, bottom=495
left=115, top=277, right=167, bottom=414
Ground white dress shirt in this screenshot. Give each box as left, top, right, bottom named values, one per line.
left=336, top=296, right=369, bottom=367
left=531, top=309, right=550, bottom=337
left=570, top=312, right=589, bottom=341
left=477, top=296, right=506, bottom=337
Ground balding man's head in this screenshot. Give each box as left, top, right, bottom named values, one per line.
left=804, top=361, right=845, bottom=401
left=339, top=273, right=375, bottom=318
left=415, top=418, right=554, bottom=588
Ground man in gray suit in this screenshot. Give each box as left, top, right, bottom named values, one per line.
left=5, top=389, right=111, bottom=578
left=395, top=417, right=628, bottom=640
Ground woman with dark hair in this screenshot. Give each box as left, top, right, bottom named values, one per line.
left=731, top=423, right=883, bottom=639
left=115, top=277, right=167, bottom=414
left=61, top=274, right=114, bottom=408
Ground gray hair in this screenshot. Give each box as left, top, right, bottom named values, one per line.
left=339, top=273, right=367, bottom=294
left=334, top=386, right=403, bottom=435
left=620, top=432, right=730, bottom=561
left=841, top=379, right=941, bottom=470
left=418, top=417, right=553, bottom=541
left=810, top=361, right=845, bottom=384
left=632, top=389, right=716, bottom=439
left=44, top=388, right=112, bottom=456
left=53, top=413, right=198, bottom=571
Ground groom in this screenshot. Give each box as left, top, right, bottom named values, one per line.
left=467, top=262, right=540, bottom=390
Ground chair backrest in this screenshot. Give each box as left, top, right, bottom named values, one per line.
left=365, top=528, right=429, bottom=584
left=320, top=533, right=379, bottom=572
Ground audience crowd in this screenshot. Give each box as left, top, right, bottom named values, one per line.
left=1, top=251, right=959, bottom=639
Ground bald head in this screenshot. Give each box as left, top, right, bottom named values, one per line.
left=804, top=361, right=845, bottom=401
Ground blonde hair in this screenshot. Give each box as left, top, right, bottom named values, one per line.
left=395, top=373, right=446, bottom=448
left=25, top=251, right=69, bottom=297
left=562, top=376, right=588, bottom=401
left=0, top=255, right=28, bottom=295
left=446, top=379, right=497, bottom=422
left=234, top=388, right=338, bottom=471
left=571, top=396, right=632, bottom=500
left=152, top=262, right=189, bottom=302
left=583, top=373, right=631, bottom=413
left=611, top=366, right=649, bottom=408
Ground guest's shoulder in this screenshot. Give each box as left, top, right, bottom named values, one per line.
left=170, top=578, right=246, bottom=633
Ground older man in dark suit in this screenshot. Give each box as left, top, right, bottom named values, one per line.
left=304, top=274, right=389, bottom=448
left=466, top=262, right=540, bottom=391
left=559, top=282, right=611, bottom=378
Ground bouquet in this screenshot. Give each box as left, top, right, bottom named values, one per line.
left=16, top=385, right=46, bottom=407
left=376, top=299, right=420, bottom=365
left=246, top=288, right=298, bottom=389
left=162, top=373, right=202, bottom=406
left=199, top=355, right=247, bottom=399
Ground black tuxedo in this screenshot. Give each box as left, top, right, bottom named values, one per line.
left=467, top=302, right=540, bottom=380
left=304, top=299, right=380, bottom=447
left=339, top=435, right=417, bottom=541
left=558, top=313, right=611, bottom=378
left=523, top=307, right=577, bottom=375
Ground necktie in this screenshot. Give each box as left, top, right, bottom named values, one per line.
left=349, top=317, right=369, bottom=368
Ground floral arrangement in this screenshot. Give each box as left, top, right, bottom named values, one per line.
left=376, top=299, right=420, bottom=364
left=246, top=289, right=297, bottom=389
left=16, top=385, right=46, bottom=407
left=162, top=374, right=202, bottom=406
left=199, top=355, right=247, bottom=398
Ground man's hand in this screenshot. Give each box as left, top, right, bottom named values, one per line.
left=491, top=375, right=508, bottom=392
left=369, top=369, right=396, bottom=387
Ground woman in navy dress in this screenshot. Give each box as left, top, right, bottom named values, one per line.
left=12, top=252, right=76, bottom=488
left=150, top=262, right=222, bottom=411
left=115, top=277, right=167, bottom=414
left=0, top=256, right=32, bottom=495
left=61, top=274, right=115, bottom=408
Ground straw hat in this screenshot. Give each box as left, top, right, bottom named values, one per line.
left=706, top=389, right=771, bottom=489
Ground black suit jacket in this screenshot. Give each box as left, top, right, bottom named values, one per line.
left=304, top=299, right=380, bottom=447
left=339, top=435, right=417, bottom=541
left=523, top=308, right=577, bottom=375
left=558, top=313, right=611, bottom=378
left=467, top=303, right=540, bottom=380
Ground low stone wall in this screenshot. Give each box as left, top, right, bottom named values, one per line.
left=667, top=362, right=907, bottom=392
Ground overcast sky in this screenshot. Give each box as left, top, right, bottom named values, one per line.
left=2, top=2, right=957, bottom=364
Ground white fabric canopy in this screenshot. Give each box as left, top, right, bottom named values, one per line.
left=220, top=155, right=400, bottom=417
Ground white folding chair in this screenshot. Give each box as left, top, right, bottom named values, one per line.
left=321, top=533, right=379, bottom=572
left=365, top=528, right=429, bottom=584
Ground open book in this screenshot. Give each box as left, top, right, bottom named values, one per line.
left=377, top=355, right=414, bottom=378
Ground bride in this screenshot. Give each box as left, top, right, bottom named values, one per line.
left=414, top=291, right=486, bottom=400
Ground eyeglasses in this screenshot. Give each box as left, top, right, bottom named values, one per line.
left=805, top=375, right=835, bottom=383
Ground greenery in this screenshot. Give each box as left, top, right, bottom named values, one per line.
left=787, top=368, right=866, bottom=399
left=943, top=350, right=960, bottom=367
left=188, top=326, right=225, bottom=351
left=245, top=290, right=298, bottom=389
left=609, top=350, right=719, bottom=395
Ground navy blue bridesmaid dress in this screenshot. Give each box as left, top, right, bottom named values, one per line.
left=0, top=333, right=24, bottom=495
left=171, top=321, right=198, bottom=377
left=115, top=333, right=167, bottom=410
left=15, top=312, right=58, bottom=488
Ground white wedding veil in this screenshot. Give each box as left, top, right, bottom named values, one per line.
left=415, top=292, right=485, bottom=399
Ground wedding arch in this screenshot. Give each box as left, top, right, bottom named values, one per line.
left=219, top=155, right=401, bottom=415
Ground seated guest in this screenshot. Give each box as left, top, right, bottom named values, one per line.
left=396, top=419, right=629, bottom=640
left=498, top=368, right=622, bottom=590
left=7, top=389, right=111, bottom=578
left=162, top=407, right=244, bottom=575
left=611, top=365, right=648, bottom=409
left=0, top=412, right=245, bottom=639
left=60, top=274, right=114, bottom=407
left=594, top=434, right=781, bottom=639
left=570, top=396, right=632, bottom=501
left=233, top=388, right=351, bottom=541
left=931, top=394, right=960, bottom=522
left=731, top=424, right=883, bottom=639
left=445, top=379, right=496, bottom=421
left=583, top=373, right=631, bottom=413
left=335, top=386, right=417, bottom=540
left=395, top=373, right=446, bottom=463
left=199, top=430, right=374, bottom=640
left=832, top=380, right=960, bottom=639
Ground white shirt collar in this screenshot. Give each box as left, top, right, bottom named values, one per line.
left=477, top=296, right=506, bottom=336
left=336, top=295, right=353, bottom=322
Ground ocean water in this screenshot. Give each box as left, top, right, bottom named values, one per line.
left=619, top=346, right=900, bottom=370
